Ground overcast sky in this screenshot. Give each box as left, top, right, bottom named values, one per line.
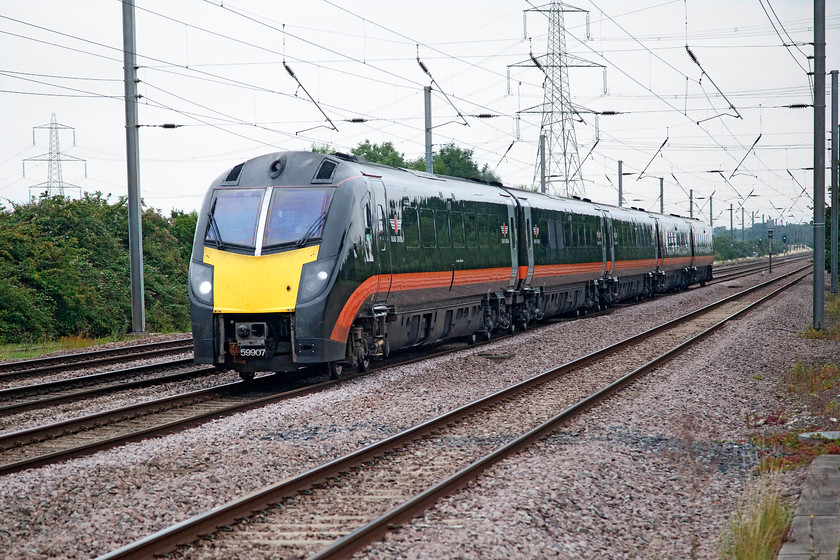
left=1, top=0, right=838, bottom=228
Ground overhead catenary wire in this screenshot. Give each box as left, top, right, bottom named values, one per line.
left=0, top=2, right=826, bottom=222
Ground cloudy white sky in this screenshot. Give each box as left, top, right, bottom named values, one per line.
left=1, top=0, right=838, bottom=228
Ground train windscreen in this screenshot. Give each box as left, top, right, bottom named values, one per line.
left=205, top=188, right=263, bottom=249
left=263, top=187, right=335, bottom=248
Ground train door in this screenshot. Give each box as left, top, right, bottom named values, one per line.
left=503, top=197, right=519, bottom=290
left=518, top=197, right=535, bottom=288
left=602, top=210, right=615, bottom=277
left=367, top=177, right=391, bottom=302
left=688, top=223, right=697, bottom=268
left=653, top=218, right=664, bottom=269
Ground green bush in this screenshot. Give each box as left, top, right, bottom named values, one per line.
left=0, top=193, right=196, bottom=343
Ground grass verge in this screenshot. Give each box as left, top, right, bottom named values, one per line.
left=0, top=334, right=126, bottom=361
left=721, top=469, right=793, bottom=560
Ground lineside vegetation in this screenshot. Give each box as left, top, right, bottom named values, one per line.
left=0, top=193, right=196, bottom=344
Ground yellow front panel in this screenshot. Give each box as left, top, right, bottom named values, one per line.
left=204, top=246, right=319, bottom=313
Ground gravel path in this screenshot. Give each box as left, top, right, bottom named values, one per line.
left=0, top=263, right=827, bottom=559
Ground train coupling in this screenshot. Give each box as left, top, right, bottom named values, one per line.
left=233, top=321, right=268, bottom=358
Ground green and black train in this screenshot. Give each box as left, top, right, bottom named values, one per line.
left=188, top=151, right=713, bottom=380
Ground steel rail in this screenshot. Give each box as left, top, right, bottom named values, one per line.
left=0, top=361, right=213, bottom=415
left=96, top=265, right=809, bottom=560
left=0, top=375, right=341, bottom=476
left=0, top=338, right=193, bottom=380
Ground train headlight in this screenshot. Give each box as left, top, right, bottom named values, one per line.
left=298, top=256, right=337, bottom=304
left=189, top=260, right=214, bottom=306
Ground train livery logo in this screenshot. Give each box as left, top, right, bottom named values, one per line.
left=390, top=216, right=404, bottom=243
left=501, top=223, right=508, bottom=237
left=533, top=225, right=539, bottom=237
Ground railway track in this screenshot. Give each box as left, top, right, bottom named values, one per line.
left=709, top=253, right=807, bottom=283
left=96, top=264, right=809, bottom=560
left=0, top=359, right=213, bottom=415
left=0, top=337, right=194, bottom=382
left=0, top=372, right=339, bottom=476
left=0, top=257, right=807, bottom=479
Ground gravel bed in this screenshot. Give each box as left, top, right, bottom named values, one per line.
left=359, top=274, right=828, bottom=558
left=0, top=263, right=822, bottom=559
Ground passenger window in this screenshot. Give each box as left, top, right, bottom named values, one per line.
left=403, top=207, right=419, bottom=248
left=436, top=210, right=451, bottom=248
left=554, top=220, right=564, bottom=249
left=420, top=208, right=436, bottom=248
left=477, top=214, right=488, bottom=246
left=490, top=215, right=501, bottom=245
left=450, top=212, right=464, bottom=247
left=465, top=214, right=478, bottom=247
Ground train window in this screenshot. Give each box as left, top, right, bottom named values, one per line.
left=547, top=220, right=555, bottom=249
left=262, top=187, right=335, bottom=249
left=554, top=220, right=565, bottom=249
left=490, top=215, right=501, bottom=245
left=477, top=214, right=488, bottom=247
left=526, top=218, right=532, bottom=249
left=450, top=211, right=465, bottom=247
left=436, top=210, right=451, bottom=248
left=403, top=207, right=419, bottom=247
left=510, top=217, right=516, bottom=246
left=377, top=205, right=386, bottom=251
left=564, top=221, right=573, bottom=248
left=464, top=214, right=478, bottom=247
left=420, top=208, right=436, bottom=248
left=312, top=159, right=337, bottom=183
left=363, top=203, right=375, bottom=262
left=206, top=188, right=264, bottom=249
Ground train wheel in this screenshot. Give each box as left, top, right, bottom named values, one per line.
left=328, top=362, right=344, bottom=380
left=357, top=356, right=370, bottom=373
left=239, top=371, right=255, bottom=382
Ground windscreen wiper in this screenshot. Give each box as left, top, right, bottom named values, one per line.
left=205, top=198, right=225, bottom=249
left=295, top=212, right=326, bottom=248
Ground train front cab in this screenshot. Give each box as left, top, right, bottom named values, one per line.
left=189, top=152, right=374, bottom=379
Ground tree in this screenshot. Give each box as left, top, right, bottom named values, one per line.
left=310, top=143, right=332, bottom=154
left=413, top=142, right=501, bottom=183
left=0, top=193, right=193, bottom=343
left=352, top=140, right=407, bottom=167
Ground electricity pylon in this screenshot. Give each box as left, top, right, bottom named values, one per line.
left=23, top=113, right=85, bottom=199
left=511, top=2, right=600, bottom=198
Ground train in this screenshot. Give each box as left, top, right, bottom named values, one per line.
left=188, top=150, right=713, bottom=380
